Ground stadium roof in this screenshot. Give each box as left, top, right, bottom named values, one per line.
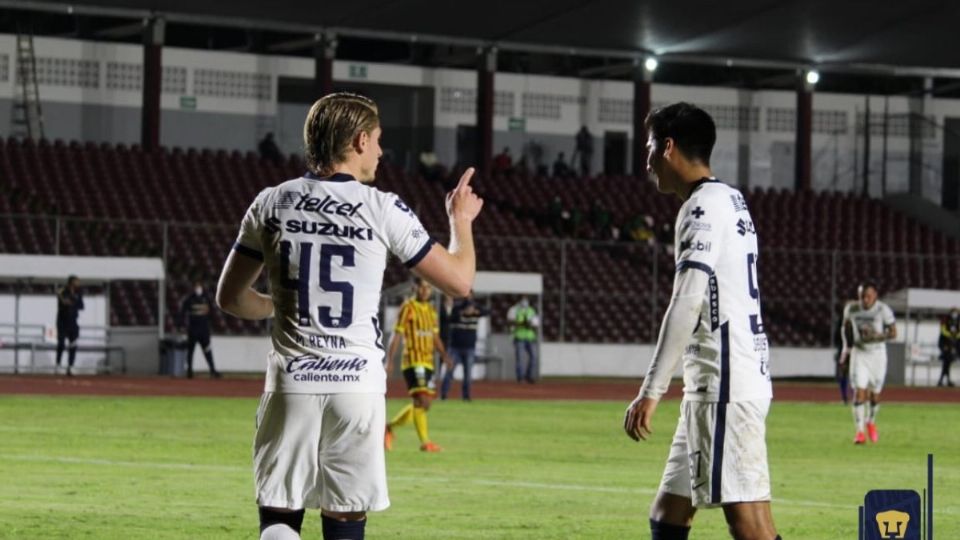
left=9, top=0, right=960, bottom=76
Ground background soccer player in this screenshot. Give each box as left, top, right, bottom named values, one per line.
left=840, top=281, right=896, bottom=444
left=179, top=280, right=221, bottom=378
left=55, top=274, right=83, bottom=376
left=384, top=278, right=452, bottom=452
left=216, top=92, right=482, bottom=540
left=623, top=103, right=780, bottom=540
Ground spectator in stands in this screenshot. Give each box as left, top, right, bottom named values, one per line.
left=523, top=139, right=547, bottom=176
left=573, top=126, right=594, bottom=176
left=180, top=280, right=222, bottom=379
left=419, top=151, right=446, bottom=183
left=938, top=308, right=959, bottom=386
left=626, top=213, right=655, bottom=244
left=441, top=291, right=489, bottom=401
left=55, top=275, right=83, bottom=376
left=493, top=147, right=513, bottom=174
left=589, top=199, right=612, bottom=239
left=552, top=152, right=572, bottom=178
left=258, top=132, right=284, bottom=166
left=508, top=296, right=539, bottom=383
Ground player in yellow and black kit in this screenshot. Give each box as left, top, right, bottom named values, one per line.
left=384, top=278, right=452, bottom=452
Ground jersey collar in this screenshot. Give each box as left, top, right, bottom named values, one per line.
left=688, top=176, right=720, bottom=195
left=304, top=171, right=356, bottom=182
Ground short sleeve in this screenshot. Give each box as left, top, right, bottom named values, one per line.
left=233, top=189, right=269, bottom=261
left=675, top=195, right=724, bottom=275
left=383, top=194, right=435, bottom=268
left=883, top=304, right=896, bottom=326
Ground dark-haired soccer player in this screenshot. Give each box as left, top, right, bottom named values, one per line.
left=623, top=102, right=780, bottom=540
left=217, top=92, right=482, bottom=540
left=840, top=281, right=896, bottom=444
left=384, top=277, right=452, bottom=452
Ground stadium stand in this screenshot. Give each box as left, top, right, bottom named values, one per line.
left=2, top=136, right=958, bottom=345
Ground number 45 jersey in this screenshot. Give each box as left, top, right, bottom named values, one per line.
left=674, top=179, right=772, bottom=403
left=233, top=172, right=435, bottom=394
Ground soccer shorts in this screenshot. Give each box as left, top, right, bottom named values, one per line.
left=402, top=366, right=435, bottom=396
left=659, top=399, right=772, bottom=508
left=850, top=349, right=887, bottom=393
left=253, top=392, right=389, bottom=512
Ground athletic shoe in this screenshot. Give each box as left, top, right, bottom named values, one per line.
left=384, top=426, right=394, bottom=452
left=420, top=441, right=443, bottom=452
left=854, top=431, right=866, bottom=445
left=866, top=422, right=878, bottom=443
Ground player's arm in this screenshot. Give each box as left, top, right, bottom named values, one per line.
left=216, top=250, right=273, bottom=320
left=57, top=288, right=72, bottom=306
left=410, top=168, right=483, bottom=298
left=840, top=318, right=854, bottom=364
left=624, top=268, right=708, bottom=442
left=76, top=294, right=84, bottom=311
left=385, top=331, right=403, bottom=375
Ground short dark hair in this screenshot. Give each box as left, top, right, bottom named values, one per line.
left=67, top=275, right=78, bottom=284
left=859, top=280, right=879, bottom=294
left=644, top=102, right=716, bottom=165
left=304, top=92, right=379, bottom=175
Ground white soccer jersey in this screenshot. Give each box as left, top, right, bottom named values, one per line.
left=843, top=300, right=895, bottom=354
left=674, top=179, right=772, bottom=403
left=234, top=172, right=434, bottom=394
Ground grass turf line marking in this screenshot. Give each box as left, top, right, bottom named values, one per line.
left=3, top=455, right=956, bottom=515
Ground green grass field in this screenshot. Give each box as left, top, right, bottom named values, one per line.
left=0, top=394, right=956, bottom=539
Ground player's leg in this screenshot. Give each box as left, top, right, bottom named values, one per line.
left=55, top=328, right=66, bottom=370
left=412, top=392, right=441, bottom=451
left=253, top=393, right=322, bottom=540
left=514, top=340, right=524, bottom=382
left=199, top=332, right=221, bottom=378
left=321, top=511, right=366, bottom=540
left=66, top=326, right=79, bottom=375
left=717, top=400, right=779, bottom=539
left=462, top=348, right=475, bottom=400
left=865, top=355, right=886, bottom=442
left=650, top=403, right=696, bottom=538
left=722, top=502, right=779, bottom=540
left=524, top=341, right=537, bottom=383
left=259, top=507, right=305, bottom=539
left=318, top=393, right=390, bottom=540
left=185, top=333, right=198, bottom=378
left=849, top=352, right=869, bottom=443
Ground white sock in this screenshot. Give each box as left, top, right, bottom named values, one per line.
left=853, top=402, right=866, bottom=432
left=261, top=524, right=301, bottom=540
left=868, top=402, right=879, bottom=424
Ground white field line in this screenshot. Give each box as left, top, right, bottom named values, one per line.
left=1, top=454, right=956, bottom=515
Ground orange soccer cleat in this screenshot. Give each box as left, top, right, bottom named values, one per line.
left=854, top=431, right=866, bottom=445
left=384, top=426, right=394, bottom=452
left=420, top=441, right=443, bottom=453
left=866, top=422, right=878, bottom=443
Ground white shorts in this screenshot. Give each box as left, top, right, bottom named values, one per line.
left=660, top=399, right=771, bottom=508
left=253, top=392, right=390, bottom=512
left=850, top=349, right=887, bottom=393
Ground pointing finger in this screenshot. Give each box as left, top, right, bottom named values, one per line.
left=456, top=167, right=476, bottom=190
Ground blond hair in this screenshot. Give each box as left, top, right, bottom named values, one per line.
left=303, top=92, right=379, bottom=175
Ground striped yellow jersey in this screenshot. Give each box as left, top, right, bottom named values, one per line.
left=395, top=298, right=438, bottom=369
